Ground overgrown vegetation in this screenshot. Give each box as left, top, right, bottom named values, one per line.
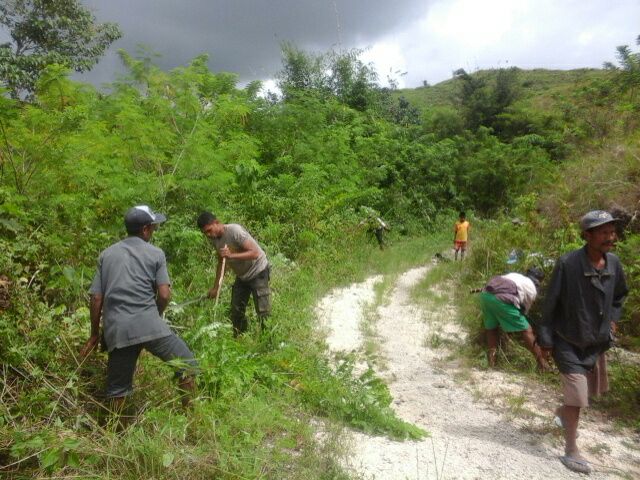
left=444, top=37, right=640, bottom=427
left=2, top=18, right=640, bottom=476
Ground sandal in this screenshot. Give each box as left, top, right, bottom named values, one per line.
left=560, top=455, right=592, bottom=474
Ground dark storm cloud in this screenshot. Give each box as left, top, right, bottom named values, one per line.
left=79, top=0, right=428, bottom=85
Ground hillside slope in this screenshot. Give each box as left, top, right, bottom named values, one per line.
left=396, top=68, right=610, bottom=111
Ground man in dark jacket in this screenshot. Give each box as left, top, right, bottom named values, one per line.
left=538, top=210, right=628, bottom=474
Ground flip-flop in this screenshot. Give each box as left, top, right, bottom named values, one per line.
left=560, top=455, right=592, bottom=474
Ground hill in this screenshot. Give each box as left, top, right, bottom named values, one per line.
left=396, top=67, right=610, bottom=111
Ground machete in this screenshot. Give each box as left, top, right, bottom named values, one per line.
left=166, top=294, right=208, bottom=312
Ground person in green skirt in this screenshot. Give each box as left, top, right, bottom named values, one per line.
left=480, top=267, right=548, bottom=370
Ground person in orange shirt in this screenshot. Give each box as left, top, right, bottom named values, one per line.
left=453, top=211, right=470, bottom=260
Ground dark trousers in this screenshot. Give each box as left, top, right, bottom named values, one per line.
left=106, top=333, right=196, bottom=398
left=374, top=228, right=385, bottom=249
left=231, top=267, right=271, bottom=335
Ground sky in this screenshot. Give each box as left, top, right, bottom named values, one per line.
left=58, top=1, right=640, bottom=90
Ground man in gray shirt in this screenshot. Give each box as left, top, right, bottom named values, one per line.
left=197, top=212, right=271, bottom=336
left=80, top=205, right=196, bottom=408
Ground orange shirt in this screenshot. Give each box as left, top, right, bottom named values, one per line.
left=454, top=220, right=470, bottom=242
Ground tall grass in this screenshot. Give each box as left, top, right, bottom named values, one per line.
left=1, top=229, right=445, bottom=479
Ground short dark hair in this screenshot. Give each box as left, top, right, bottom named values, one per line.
left=126, top=223, right=147, bottom=235
left=197, top=211, right=217, bottom=229
left=459, top=211, right=466, bottom=218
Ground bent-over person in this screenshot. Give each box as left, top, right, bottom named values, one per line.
left=197, top=212, right=271, bottom=336
left=480, top=267, right=548, bottom=370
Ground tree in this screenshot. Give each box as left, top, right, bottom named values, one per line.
left=603, top=35, right=640, bottom=100
left=276, top=43, right=385, bottom=111
left=327, top=48, right=380, bottom=110
left=453, top=67, right=520, bottom=133
left=0, top=0, right=121, bottom=97
left=276, top=42, right=329, bottom=99
left=453, top=68, right=492, bottom=130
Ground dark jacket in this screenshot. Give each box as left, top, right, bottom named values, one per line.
left=538, top=246, right=627, bottom=350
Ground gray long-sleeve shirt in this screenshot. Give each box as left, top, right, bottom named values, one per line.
left=538, top=246, right=627, bottom=350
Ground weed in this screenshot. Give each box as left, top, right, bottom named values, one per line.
left=506, top=394, right=527, bottom=414
left=429, top=333, right=444, bottom=349
left=587, top=442, right=612, bottom=456
left=453, top=369, right=473, bottom=385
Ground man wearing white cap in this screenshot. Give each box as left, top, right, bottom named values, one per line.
left=80, top=205, right=196, bottom=409
left=538, top=210, right=628, bottom=474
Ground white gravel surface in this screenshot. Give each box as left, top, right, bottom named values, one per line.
left=317, top=264, right=640, bottom=480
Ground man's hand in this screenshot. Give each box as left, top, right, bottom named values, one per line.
left=219, top=245, right=232, bottom=259
left=80, top=335, right=100, bottom=359
left=208, top=286, right=219, bottom=299
left=610, top=322, right=619, bottom=346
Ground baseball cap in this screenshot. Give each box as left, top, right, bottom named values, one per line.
left=579, top=210, right=617, bottom=232
left=124, top=205, right=167, bottom=230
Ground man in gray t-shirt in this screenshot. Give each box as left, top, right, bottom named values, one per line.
left=80, top=205, right=196, bottom=407
left=197, top=211, right=271, bottom=335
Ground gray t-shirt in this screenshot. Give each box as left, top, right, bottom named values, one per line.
left=89, top=236, right=172, bottom=351
left=211, top=224, right=268, bottom=281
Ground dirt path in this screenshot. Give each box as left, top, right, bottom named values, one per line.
left=316, top=264, right=640, bottom=480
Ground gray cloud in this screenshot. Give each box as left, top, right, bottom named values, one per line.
left=79, top=0, right=428, bottom=86
left=4, top=1, right=637, bottom=90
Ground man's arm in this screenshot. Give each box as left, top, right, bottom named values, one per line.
left=156, top=284, right=171, bottom=315
left=220, top=238, right=261, bottom=261
left=80, top=294, right=103, bottom=358
left=611, top=261, right=628, bottom=321
left=610, top=261, right=629, bottom=337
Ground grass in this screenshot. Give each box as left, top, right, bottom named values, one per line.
left=360, top=280, right=385, bottom=367
left=396, top=68, right=609, bottom=111
left=504, top=394, right=541, bottom=420
left=2, top=231, right=449, bottom=479
left=587, top=442, right=613, bottom=457
left=427, top=333, right=445, bottom=350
